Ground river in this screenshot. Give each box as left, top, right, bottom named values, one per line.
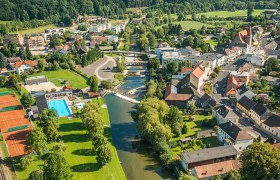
left=105, top=71, right=172, bottom=179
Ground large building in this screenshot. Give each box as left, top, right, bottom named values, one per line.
left=181, top=145, right=239, bottom=171
left=218, top=122, right=254, bottom=152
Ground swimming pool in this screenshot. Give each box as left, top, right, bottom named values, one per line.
left=48, top=99, right=72, bottom=117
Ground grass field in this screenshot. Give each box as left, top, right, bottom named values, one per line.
left=205, top=39, right=218, bottom=46
left=187, top=9, right=265, bottom=18
left=175, top=21, right=214, bottom=30
left=10, top=24, right=59, bottom=34
left=28, top=70, right=88, bottom=89
left=14, top=100, right=126, bottom=180
left=0, top=87, right=28, bottom=100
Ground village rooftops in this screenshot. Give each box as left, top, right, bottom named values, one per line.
left=181, top=67, right=193, bottom=73
left=165, top=85, right=193, bottom=101
left=214, top=106, right=239, bottom=120
left=6, top=57, right=22, bottom=64
left=196, top=53, right=224, bottom=61
left=236, top=85, right=249, bottom=95
left=238, top=96, right=257, bottom=111
left=218, top=122, right=254, bottom=141
left=182, top=145, right=238, bottom=164
left=193, top=160, right=242, bottom=179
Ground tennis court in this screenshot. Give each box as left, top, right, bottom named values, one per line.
left=3, top=128, right=32, bottom=157
left=0, top=94, right=33, bottom=157
left=0, top=94, right=20, bottom=109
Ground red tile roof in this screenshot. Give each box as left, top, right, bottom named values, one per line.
left=194, top=160, right=242, bottom=179
left=192, top=66, right=204, bottom=79
left=181, top=67, right=193, bottom=73
left=273, top=143, right=280, bottom=150
left=15, top=60, right=38, bottom=68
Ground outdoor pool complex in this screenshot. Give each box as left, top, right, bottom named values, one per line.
left=48, top=99, right=72, bottom=117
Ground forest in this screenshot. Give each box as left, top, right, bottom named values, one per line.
left=0, top=0, right=278, bottom=22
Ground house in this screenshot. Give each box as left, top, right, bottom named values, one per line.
left=226, top=71, right=250, bottom=96
left=237, top=63, right=258, bottom=78
left=218, top=122, right=254, bottom=152
left=212, top=106, right=240, bottom=125
left=161, top=51, right=189, bottom=66
left=236, top=85, right=255, bottom=101
left=90, top=36, right=108, bottom=47
left=154, top=47, right=176, bottom=58
left=24, top=35, right=44, bottom=47
left=250, top=103, right=270, bottom=125
left=261, top=114, right=280, bottom=138
left=3, top=34, right=23, bottom=46
left=261, top=76, right=280, bottom=86
left=10, top=60, right=38, bottom=75
left=264, top=40, right=278, bottom=50
left=26, top=76, right=48, bottom=85
left=164, top=85, right=193, bottom=107
left=157, top=42, right=170, bottom=48
left=181, top=145, right=239, bottom=171
left=226, top=76, right=239, bottom=96
left=108, top=35, right=118, bottom=43
left=195, top=53, right=225, bottom=70
left=237, top=96, right=256, bottom=116
left=258, top=93, right=270, bottom=105
left=6, top=57, right=22, bottom=64
left=190, top=65, right=210, bottom=93
left=179, top=67, right=193, bottom=76
left=192, top=160, right=242, bottom=180
left=229, top=71, right=250, bottom=86
left=224, top=47, right=242, bottom=62
left=200, top=93, right=212, bottom=108
left=247, top=54, right=267, bottom=66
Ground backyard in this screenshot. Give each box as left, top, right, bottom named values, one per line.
left=28, top=70, right=88, bottom=89
left=14, top=99, right=126, bottom=180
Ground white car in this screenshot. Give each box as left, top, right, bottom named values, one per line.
left=215, top=84, right=219, bottom=87
left=214, top=90, right=217, bottom=94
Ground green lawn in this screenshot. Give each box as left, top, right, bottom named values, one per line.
left=0, top=87, right=28, bottom=99
left=187, top=9, right=265, bottom=18
left=10, top=24, right=59, bottom=34
left=175, top=21, right=214, bottom=30
left=205, top=39, right=218, bottom=47
left=14, top=100, right=126, bottom=180
left=201, top=136, right=220, bottom=148
left=28, top=70, right=88, bottom=89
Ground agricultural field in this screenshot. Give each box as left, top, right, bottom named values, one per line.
left=187, top=9, right=265, bottom=18
left=176, top=21, right=214, bottom=30
left=28, top=70, right=88, bottom=89
left=10, top=24, right=59, bottom=34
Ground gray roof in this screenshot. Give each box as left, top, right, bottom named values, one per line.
left=252, top=103, right=267, bottom=116
left=214, top=105, right=239, bottom=119
left=182, top=145, right=238, bottom=164
left=196, top=53, right=224, bottom=61
left=263, top=114, right=280, bottom=127
left=218, top=122, right=254, bottom=141
left=237, top=85, right=248, bottom=95
left=238, top=96, right=256, bottom=111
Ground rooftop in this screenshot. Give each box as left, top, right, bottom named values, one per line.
left=251, top=103, right=267, bottom=116
left=182, top=145, right=238, bottom=164
left=194, top=160, right=242, bottom=179
left=192, top=66, right=205, bottom=79
left=238, top=96, right=257, bottom=111
left=263, top=114, right=280, bottom=128
left=218, top=122, right=254, bottom=141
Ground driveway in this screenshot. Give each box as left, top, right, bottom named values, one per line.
left=80, top=55, right=116, bottom=81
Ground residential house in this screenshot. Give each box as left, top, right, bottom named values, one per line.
left=195, top=53, right=225, bottom=70
left=178, top=67, right=193, bottom=76
left=157, top=42, right=170, bottom=48
left=10, top=60, right=38, bottom=75
left=265, top=49, right=280, bottom=59
left=108, top=35, right=118, bottom=43
left=261, top=114, right=280, bottom=138
left=164, top=85, right=193, bottom=107
left=218, top=122, right=254, bottom=152
left=262, top=76, right=280, bottom=86
left=250, top=103, right=270, bottom=126
left=190, top=64, right=210, bottom=93
left=224, top=47, right=242, bottom=62
left=237, top=96, right=256, bottom=116
left=226, top=76, right=239, bottom=96
left=191, top=160, right=242, bottom=180
left=200, top=93, right=211, bottom=108
left=212, top=106, right=240, bottom=125
left=258, top=93, right=270, bottom=105
left=90, top=36, right=108, bottom=47
left=236, top=85, right=255, bottom=101
left=26, top=76, right=48, bottom=85
left=264, top=40, right=278, bottom=50
left=226, top=71, right=250, bottom=96
left=6, top=57, right=22, bottom=64
left=181, top=145, right=239, bottom=171
left=161, top=51, right=189, bottom=66
left=154, top=47, right=176, bottom=58
left=24, top=35, right=44, bottom=47
left=247, top=54, right=267, bottom=66
left=237, top=63, right=258, bottom=79
left=3, top=34, right=23, bottom=46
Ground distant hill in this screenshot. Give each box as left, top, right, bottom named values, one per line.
left=0, top=0, right=278, bottom=22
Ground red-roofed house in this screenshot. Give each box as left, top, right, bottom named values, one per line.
left=190, top=66, right=209, bottom=93
left=90, top=36, right=108, bottom=47
left=179, top=67, right=193, bottom=76
left=10, top=60, right=38, bottom=74
left=192, top=160, right=242, bottom=180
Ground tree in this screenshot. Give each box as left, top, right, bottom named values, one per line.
left=165, top=107, right=183, bottom=136
left=44, top=121, right=59, bottom=142
left=17, top=46, right=26, bottom=60
left=188, top=102, right=197, bottom=115
left=137, top=34, right=149, bottom=51
left=92, top=134, right=107, bottom=153
left=147, top=33, right=157, bottom=48
left=96, top=145, right=112, bottom=166
left=0, top=76, right=6, bottom=87
left=214, top=66, right=221, bottom=74
left=20, top=92, right=35, bottom=107
left=39, top=109, right=59, bottom=142
left=148, top=58, right=160, bottom=70
left=87, top=75, right=99, bottom=92
left=63, top=16, right=73, bottom=27
left=247, top=0, right=254, bottom=22
left=210, top=72, right=217, bottom=79
left=7, top=73, right=18, bottom=87
left=43, top=153, right=72, bottom=180
left=181, top=35, right=194, bottom=47
left=20, top=155, right=32, bottom=169
left=25, top=44, right=33, bottom=60
left=224, top=170, right=241, bottom=180
left=116, top=56, right=126, bottom=73
left=239, top=142, right=280, bottom=179
left=52, top=141, right=67, bottom=153
left=28, top=170, right=43, bottom=180
left=0, top=52, right=7, bottom=68
left=25, top=127, right=47, bottom=156
left=101, top=80, right=113, bottom=89
left=37, top=60, right=45, bottom=71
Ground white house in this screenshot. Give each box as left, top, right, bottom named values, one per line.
left=261, top=114, right=280, bottom=138
left=108, top=35, right=119, bottom=43
left=154, top=47, right=176, bottom=59
left=212, top=105, right=240, bottom=125
left=190, top=64, right=210, bottom=93
left=10, top=60, right=38, bottom=75
left=195, top=53, right=226, bottom=70
left=218, top=122, right=254, bottom=152
left=236, top=85, right=255, bottom=101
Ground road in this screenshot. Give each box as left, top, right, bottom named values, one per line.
left=80, top=55, right=116, bottom=81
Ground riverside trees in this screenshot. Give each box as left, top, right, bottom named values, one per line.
left=136, top=98, right=184, bottom=168
left=81, top=101, right=112, bottom=166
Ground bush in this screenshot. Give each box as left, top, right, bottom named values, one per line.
left=169, top=141, right=178, bottom=148
left=101, top=80, right=113, bottom=89
left=182, top=124, right=188, bottom=134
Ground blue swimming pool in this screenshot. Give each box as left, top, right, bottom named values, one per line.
left=48, top=99, right=72, bottom=117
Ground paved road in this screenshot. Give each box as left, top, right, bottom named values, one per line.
left=80, top=55, right=116, bottom=81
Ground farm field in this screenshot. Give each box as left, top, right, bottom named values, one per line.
left=28, top=70, right=88, bottom=89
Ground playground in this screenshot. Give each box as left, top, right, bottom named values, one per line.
left=0, top=92, right=33, bottom=157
